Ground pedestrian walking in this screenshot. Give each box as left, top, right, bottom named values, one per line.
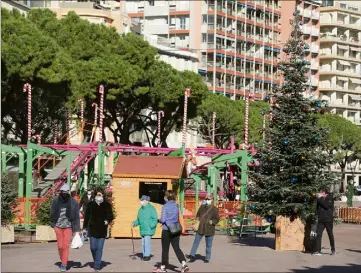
left=132, top=195, right=158, bottom=261
left=83, top=188, right=114, bottom=272
left=312, top=187, right=336, bottom=256
left=79, top=188, right=94, bottom=217
left=50, top=184, right=81, bottom=272
left=186, top=194, right=220, bottom=263
left=153, top=190, right=189, bottom=273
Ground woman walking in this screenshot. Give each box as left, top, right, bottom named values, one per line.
left=132, top=195, right=158, bottom=261
left=83, top=187, right=114, bottom=272
left=153, top=190, right=189, bottom=273
left=50, top=184, right=81, bottom=272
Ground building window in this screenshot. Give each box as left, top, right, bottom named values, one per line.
left=139, top=182, right=167, bottom=205
left=179, top=35, right=186, bottom=41
left=180, top=17, right=186, bottom=29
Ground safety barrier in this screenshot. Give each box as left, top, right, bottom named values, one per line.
left=335, top=207, right=361, bottom=224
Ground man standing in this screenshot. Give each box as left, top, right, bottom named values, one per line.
left=313, top=188, right=336, bottom=256
left=186, top=194, right=220, bottom=263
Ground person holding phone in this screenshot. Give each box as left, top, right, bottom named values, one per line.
left=312, top=188, right=335, bottom=256
left=186, top=194, right=220, bottom=263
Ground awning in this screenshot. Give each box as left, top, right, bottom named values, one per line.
left=338, top=60, right=351, bottom=66
left=337, top=44, right=349, bottom=50
left=350, top=47, right=361, bottom=52
left=349, top=78, right=361, bottom=84
left=337, top=76, right=349, bottom=82
left=349, top=94, right=361, bottom=101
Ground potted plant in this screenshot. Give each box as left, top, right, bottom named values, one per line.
left=1, top=175, right=18, bottom=243
left=35, top=196, right=57, bottom=241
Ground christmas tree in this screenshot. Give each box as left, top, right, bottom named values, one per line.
left=249, top=11, right=335, bottom=222
left=1, top=175, right=19, bottom=226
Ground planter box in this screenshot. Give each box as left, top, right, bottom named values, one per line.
left=1, top=225, right=15, bottom=243
left=36, top=225, right=57, bottom=241
left=275, top=216, right=305, bottom=251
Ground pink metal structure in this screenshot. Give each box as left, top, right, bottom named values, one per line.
left=23, top=83, right=32, bottom=141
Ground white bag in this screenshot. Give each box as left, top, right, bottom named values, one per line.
left=71, top=234, right=83, bottom=249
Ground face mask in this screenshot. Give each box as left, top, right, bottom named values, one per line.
left=87, top=191, right=92, bottom=195
left=205, top=200, right=212, bottom=205
left=60, top=192, right=69, bottom=199
left=141, top=201, right=147, bottom=206
left=95, top=197, right=103, bottom=203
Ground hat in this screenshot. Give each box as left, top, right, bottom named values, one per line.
left=59, top=184, right=70, bottom=192
left=140, top=195, right=150, bottom=202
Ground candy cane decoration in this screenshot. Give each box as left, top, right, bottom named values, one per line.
left=92, top=103, right=98, bottom=126
left=99, top=85, right=104, bottom=142
left=53, top=121, right=57, bottom=144
left=33, top=134, right=41, bottom=183
left=244, top=94, right=249, bottom=147
left=157, top=111, right=164, bottom=147
left=33, top=134, right=41, bottom=145
left=66, top=109, right=70, bottom=144
left=78, top=99, right=84, bottom=127
left=23, top=83, right=32, bottom=141
left=182, top=88, right=191, bottom=146
left=212, top=112, right=216, bottom=148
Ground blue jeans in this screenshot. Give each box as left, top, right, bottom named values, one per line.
left=142, top=236, right=152, bottom=257
left=190, top=234, right=214, bottom=261
left=89, top=237, right=105, bottom=270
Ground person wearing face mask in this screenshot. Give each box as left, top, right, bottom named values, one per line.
left=132, top=195, right=158, bottom=261
left=50, top=184, right=81, bottom=272
left=154, top=190, right=189, bottom=273
left=186, top=194, right=220, bottom=263
left=79, top=188, right=94, bottom=217
left=83, top=188, right=114, bottom=272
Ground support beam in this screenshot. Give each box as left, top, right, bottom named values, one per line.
left=67, top=153, right=72, bottom=186
left=1, top=151, right=6, bottom=174
left=88, top=159, right=95, bottom=186
left=179, top=179, right=185, bottom=213
left=97, top=142, right=104, bottom=185
left=25, top=142, right=33, bottom=229
left=192, top=175, right=202, bottom=212
left=18, top=153, right=25, bottom=197
left=27, top=143, right=60, bottom=155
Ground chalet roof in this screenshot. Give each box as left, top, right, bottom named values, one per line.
left=112, top=155, right=185, bottom=179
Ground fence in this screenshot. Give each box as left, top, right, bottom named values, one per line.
left=335, top=207, right=361, bottom=224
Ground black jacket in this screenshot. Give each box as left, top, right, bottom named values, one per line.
left=196, top=204, right=220, bottom=236
left=84, top=200, right=114, bottom=238
left=317, top=195, right=334, bottom=223
left=50, top=196, right=81, bottom=232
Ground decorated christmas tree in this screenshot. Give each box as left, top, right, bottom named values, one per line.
left=249, top=11, right=335, bottom=222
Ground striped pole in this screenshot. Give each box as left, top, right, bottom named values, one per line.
left=244, top=94, right=249, bottom=147
left=157, top=111, right=164, bottom=147
left=92, top=103, right=98, bottom=141
left=53, top=121, right=57, bottom=144
left=99, top=85, right=104, bottom=142
left=181, top=88, right=191, bottom=147
left=212, top=112, right=216, bottom=148
left=66, top=109, right=70, bottom=144
left=23, top=83, right=32, bottom=141
left=78, top=99, right=84, bottom=140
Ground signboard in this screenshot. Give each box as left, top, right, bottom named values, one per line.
left=118, top=181, right=133, bottom=187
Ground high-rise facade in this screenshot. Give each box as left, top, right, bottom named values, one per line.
left=318, top=2, right=361, bottom=126
left=121, top=0, right=282, bottom=100
left=280, top=0, right=321, bottom=98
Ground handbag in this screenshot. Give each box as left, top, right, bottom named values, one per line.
left=167, top=222, right=183, bottom=235
left=193, top=206, right=213, bottom=232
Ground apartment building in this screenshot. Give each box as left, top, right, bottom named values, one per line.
left=121, top=0, right=282, bottom=100
left=318, top=2, right=361, bottom=127
left=280, top=0, right=321, bottom=97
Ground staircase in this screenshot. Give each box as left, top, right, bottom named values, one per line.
left=33, top=141, right=98, bottom=197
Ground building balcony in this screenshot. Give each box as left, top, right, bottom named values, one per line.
left=311, top=27, right=319, bottom=37
left=144, top=5, right=169, bottom=16
left=320, top=34, right=361, bottom=45
left=311, top=43, right=319, bottom=53
left=303, top=9, right=312, bottom=18
left=302, top=25, right=311, bottom=35
left=311, top=60, right=319, bottom=70
left=311, top=77, right=319, bottom=86
left=144, top=24, right=169, bottom=35
left=312, top=10, right=320, bottom=20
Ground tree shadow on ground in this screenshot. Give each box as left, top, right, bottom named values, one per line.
left=345, top=249, right=361, bottom=254
left=228, top=235, right=275, bottom=250
left=154, top=262, right=181, bottom=273
left=291, top=264, right=361, bottom=273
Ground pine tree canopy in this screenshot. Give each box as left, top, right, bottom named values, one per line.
left=249, top=11, right=336, bottom=222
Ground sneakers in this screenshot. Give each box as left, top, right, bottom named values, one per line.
left=60, top=265, right=67, bottom=272
left=312, top=252, right=322, bottom=256
left=143, top=256, right=151, bottom=261
left=204, top=260, right=210, bottom=263
left=153, top=267, right=167, bottom=273
left=185, top=254, right=196, bottom=263
left=181, top=265, right=190, bottom=273
left=331, top=250, right=336, bottom=255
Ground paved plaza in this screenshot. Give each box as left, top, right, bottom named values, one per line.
left=2, top=224, right=361, bottom=273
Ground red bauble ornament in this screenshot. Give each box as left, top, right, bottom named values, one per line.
left=300, top=42, right=305, bottom=46
left=320, top=108, right=325, bottom=114
left=302, top=107, right=308, bottom=113
left=259, top=129, right=264, bottom=135
left=272, top=116, right=277, bottom=121
left=298, top=193, right=303, bottom=199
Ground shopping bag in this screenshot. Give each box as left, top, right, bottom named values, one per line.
left=71, top=234, right=83, bottom=249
